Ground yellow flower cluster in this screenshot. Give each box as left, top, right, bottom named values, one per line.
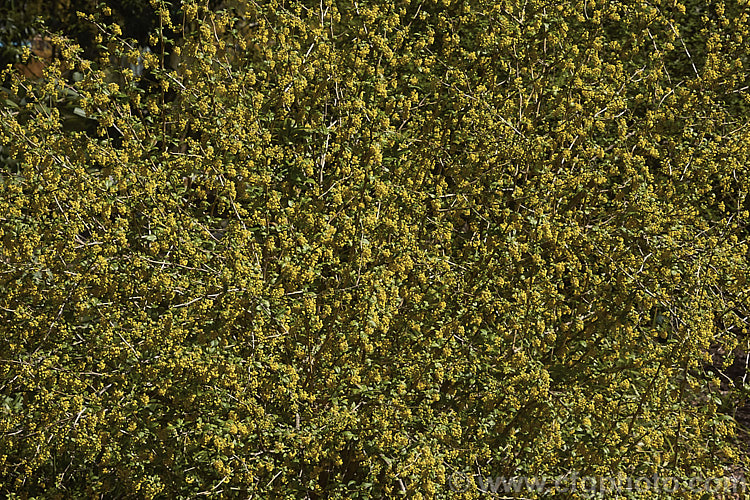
left=1, top=0, right=749, bottom=497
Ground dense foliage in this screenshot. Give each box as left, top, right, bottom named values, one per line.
left=1, top=0, right=750, bottom=498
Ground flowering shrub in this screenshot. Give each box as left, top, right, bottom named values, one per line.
left=1, top=0, right=749, bottom=498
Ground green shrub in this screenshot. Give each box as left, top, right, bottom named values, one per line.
left=1, top=0, right=749, bottom=498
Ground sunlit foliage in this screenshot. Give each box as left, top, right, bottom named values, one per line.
left=1, top=0, right=749, bottom=497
